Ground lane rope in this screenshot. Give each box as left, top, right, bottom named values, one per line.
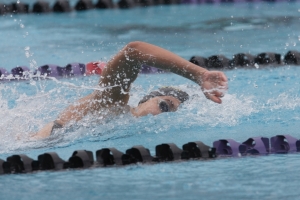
left=1, top=50, right=300, bottom=82
left=0, top=134, right=299, bottom=174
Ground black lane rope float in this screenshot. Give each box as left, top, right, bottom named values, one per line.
left=190, top=50, right=300, bottom=69
left=1, top=0, right=295, bottom=15
left=0, top=134, right=300, bottom=175
left=1, top=50, right=300, bottom=82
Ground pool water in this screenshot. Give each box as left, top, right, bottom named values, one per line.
left=1, top=2, right=300, bottom=200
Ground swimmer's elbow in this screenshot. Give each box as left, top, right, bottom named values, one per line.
left=125, top=41, right=146, bottom=51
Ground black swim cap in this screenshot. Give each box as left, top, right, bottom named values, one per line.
left=138, top=87, right=189, bottom=105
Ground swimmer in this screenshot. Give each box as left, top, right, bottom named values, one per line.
left=33, top=41, right=228, bottom=139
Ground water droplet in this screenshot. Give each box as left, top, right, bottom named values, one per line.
left=25, top=51, right=30, bottom=58
left=29, top=80, right=36, bottom=86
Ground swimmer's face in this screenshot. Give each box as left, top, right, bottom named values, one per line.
left=131, top=96, right=181, bottom=117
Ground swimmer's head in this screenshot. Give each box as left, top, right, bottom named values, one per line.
left=131, top=87, right=189, bottom=117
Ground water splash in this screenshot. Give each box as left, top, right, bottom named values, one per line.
left=266, top=93, right=300, bottom=111
left=0, top=79, right=258, bottom=153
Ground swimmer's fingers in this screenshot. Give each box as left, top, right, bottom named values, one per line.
left=201, top=71, right=228, bottom=87
left=204, top=90, right=224, bottom=104
left=219, top=80, right=228, bottom=89
left=218, top=71, right=228, bottom=82
left=16, top=132, right=39, bottom=141
left=212, top=73, right=228, bottom=90
left=28, top=122, right=55, bottom=140
left=200, top=71, right=228, bottom=104
left=15, top=133, right=23, bottom=141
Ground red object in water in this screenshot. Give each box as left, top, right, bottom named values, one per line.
left=85, top=61, right=106, bottom=75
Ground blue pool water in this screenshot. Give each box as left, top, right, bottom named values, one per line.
left=1, top=2, right=300, bottom=200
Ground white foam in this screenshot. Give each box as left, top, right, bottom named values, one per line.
left=168, top=85, right=257, bottom=127
left=266, top=93, right=300, bottom=110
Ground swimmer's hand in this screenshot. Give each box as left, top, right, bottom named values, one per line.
left=200, top=71, right=228, bottom=104
left=30, top=122, right=55, bottom=139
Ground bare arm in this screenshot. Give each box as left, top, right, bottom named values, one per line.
left=33, top=41, right=227, bottom=138
left=98, top=41, right=227, bottom=104
left=98, top=41, right=209, bottom=103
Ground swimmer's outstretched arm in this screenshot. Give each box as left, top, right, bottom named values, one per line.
left=33, top=41, right=227, bottom=138
left=97, top=41, right=227, bottom=104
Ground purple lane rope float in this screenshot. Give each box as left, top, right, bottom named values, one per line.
left=0, top=61, right=164, bottom=81
left=1, top=134, right=300, bottom=175
left=0, top=61, right=105, bottom=81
